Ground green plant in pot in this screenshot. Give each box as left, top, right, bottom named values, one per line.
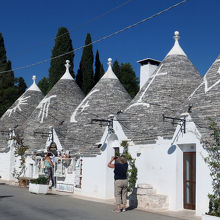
left=30, top=176, right=48, bottom=185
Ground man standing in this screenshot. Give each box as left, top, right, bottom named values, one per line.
left=108, top=155, right=128, bottom=213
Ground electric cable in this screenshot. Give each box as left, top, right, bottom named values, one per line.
left=0, top=0, right=189, bottom=74
left=4, top=0, right=134, bottom=60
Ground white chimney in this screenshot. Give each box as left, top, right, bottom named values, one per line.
left=137, top=58, right=160, bottom=90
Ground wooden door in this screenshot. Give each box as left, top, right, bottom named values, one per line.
left=183, top=152, right=196, bottom=210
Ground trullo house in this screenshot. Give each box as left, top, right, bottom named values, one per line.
left=171, top=54, right=220, bottom=215
left=0, top=76, right=44, bottom=180
left=65, top=58, right=131, bottom=198
left=82, top=31, right=204, bottom=213
left=23, top=60, right=85, bottom=152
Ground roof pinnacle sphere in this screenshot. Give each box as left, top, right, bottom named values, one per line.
left=32, top=75, right=36, bottom=83
left=61, top=60, right=74, bottom=80
left=65, top=60, right=71, bottom=72
left=174, top=31, right=180, bottom=41
left=166, top=30, right=186, bottom=57
left=108, top=58, right=112, bottom=66
left=27, top=75, right=41, bottom=92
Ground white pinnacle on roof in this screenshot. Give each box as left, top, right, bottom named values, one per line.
left=61, top=60, right=74, bottom=80
left=101, top=58, right=118, bottom=79
left=27, top=75, right=41, bottom=92
left=166, top=31, right=187, bottom=57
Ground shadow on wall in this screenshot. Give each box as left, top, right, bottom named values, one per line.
left=127, top=188, right=138, bottom=209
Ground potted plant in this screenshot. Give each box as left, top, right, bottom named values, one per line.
left=202, top=122, right=220, bottom=219
left=29, top=176, right=49, bottom=194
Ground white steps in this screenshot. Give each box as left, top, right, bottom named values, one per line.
left=137, top=183, right=169, bottom=210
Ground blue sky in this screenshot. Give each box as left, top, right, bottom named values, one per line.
left=1, top=0, right=220, bottom=87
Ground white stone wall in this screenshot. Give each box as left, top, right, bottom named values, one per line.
left=0, top=139, right=16, bottom=180
left=172, top=115, right=212, bottom=215
left=74, top=122, right=128, bottom=199
left=140, top=63, right=158, bottom=89
left=0, top=150, right=11, bottom=180
left=128, top=138, right=177, bottom=209
left=0, top=115, right=213, bottom=216
left=113, top=117, right=212, bottom=215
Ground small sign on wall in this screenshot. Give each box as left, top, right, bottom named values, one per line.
left=56, top=183, right=74, bottom=193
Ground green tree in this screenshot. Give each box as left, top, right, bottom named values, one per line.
left=203, top=121, right=220, bottom=216
left=75, top=63, right=83, bottom=89
left=113, top=61, right=139, bottom=98
left=112, top=60, right=121, bottom=79
left=94, top=50, right=104, bottom=85
left=0, top=33, right=27, bottom=117
left=48, top=27, right=74, bottom=90
left=76, top=33, right=94, bottom=94
left=100, top=64, right=104, bottom=79
left=38, top=77, right=49, bottom=95
left=16, top=77, right=27, bottom=96
left=0, top=33, right=14, bottom=89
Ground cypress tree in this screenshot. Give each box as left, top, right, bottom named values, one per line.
left=76, top=33, right=94, bottom=94
left=94, top=50, right=104, bottom=85
left=48, top=27, right=74, bottom=90
left=0, top=33, right=27, bottom=117
left=16, top=77, right=27, bottom=97
left=0, top=33, right=14, bottom=89
left=0, top=33, right=7, bottom=63
left=100, top=64, right=104, bottom=78
left=75, top=62, right=83, bottom=89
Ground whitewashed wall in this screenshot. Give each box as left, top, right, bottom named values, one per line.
left=128, top=138, right=177, bottom=209
left=140, top=63, right=158, bottom=89
left=25, top=156, right=38, bottom=178
left=172, top=114, right=212, bottom=215
left=114, top=117, right=212, bottom=215
left=0, top=150, right=12, bottom=180
left=0, top=138, right=16, bottom=180
left=75, top=122, right=128, bottom=199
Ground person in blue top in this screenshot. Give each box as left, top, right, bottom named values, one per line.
left=108, top=155, right=128, bottom=213
left=44, top=152, right=55, bottom=189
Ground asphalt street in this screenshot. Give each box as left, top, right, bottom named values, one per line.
left=0, top=183, right=184, bottom=220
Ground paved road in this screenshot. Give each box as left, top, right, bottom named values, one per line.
left=0, top=183, right=183, bottom=220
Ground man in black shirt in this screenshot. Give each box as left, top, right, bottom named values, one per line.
left=108, top=156, right=128, bottom=213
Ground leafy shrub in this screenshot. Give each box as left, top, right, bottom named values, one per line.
left=30, top=176, right=48, bottom=185
left=121, top=141, right=138, bottom=192
left=203, top=121, right=220, bottom=217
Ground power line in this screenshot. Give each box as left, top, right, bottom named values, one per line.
left=5, top=0, right=133, bottom=60
left=0, top=0, right=188, bottom=74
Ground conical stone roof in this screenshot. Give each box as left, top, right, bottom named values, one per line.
left=0, top=76, right=44, bottom=151
left=187, top=55, right=220, bottom=140
left=65, top=58, right=131, bottom=154
left=23, top=60, right=85, bottom=151
left=118, top=31, right=202, bottom=144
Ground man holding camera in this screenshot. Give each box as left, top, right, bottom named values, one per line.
left=108, top=155, right=128, bottom=213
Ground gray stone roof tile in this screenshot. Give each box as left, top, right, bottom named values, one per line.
left=0, top=77, right=44, bottom=151
left=188, top=55, right=220, bottom=141
left=23, top=62, right=85, bottom=151
left=118, top=33, right=202, bottom=144
left=65, top=58, right=131, bottom=153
